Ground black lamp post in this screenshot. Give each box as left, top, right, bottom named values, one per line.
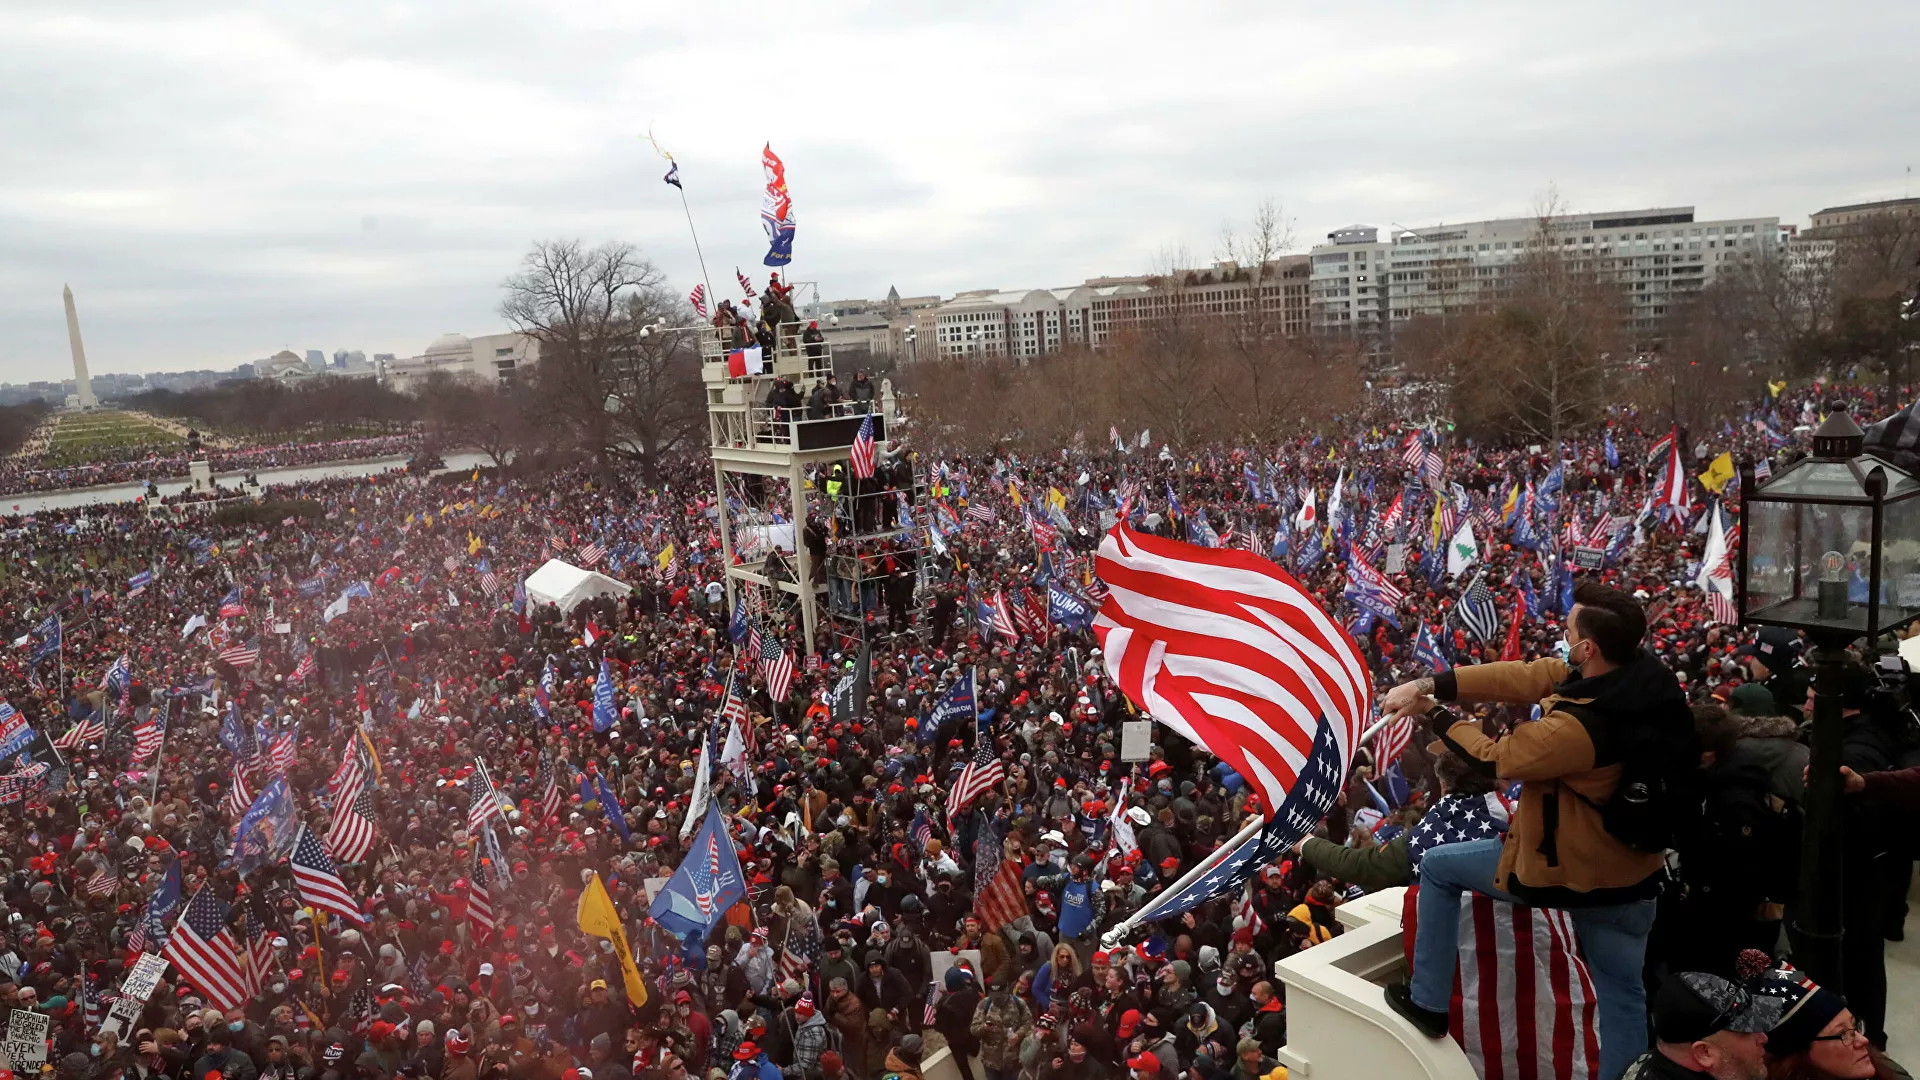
left=1737, top=411, right=1920, bottom=990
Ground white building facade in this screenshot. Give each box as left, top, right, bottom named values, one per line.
left=1308, top=207, right=1788, bottom=357
left=379, top=332, right=539, bottom=394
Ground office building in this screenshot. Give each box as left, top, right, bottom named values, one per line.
left=1308, top=207, right=1786, bottom=358
left=379, top=332, right=539, bottom=394
left=925, top=257, right=1312, bottom=361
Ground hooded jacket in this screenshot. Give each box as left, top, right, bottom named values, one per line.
left=1435, top=652, right=1679, bottom=906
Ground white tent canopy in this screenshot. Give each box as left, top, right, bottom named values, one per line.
left=524, top=558, right=632, bottom=614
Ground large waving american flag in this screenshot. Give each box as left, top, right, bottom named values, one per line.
left=289, top=826, right=366, bottom=926
left=164, top=887, right=249, bottom=1011
left=1093, top=521, right=1370, bottom=822
left=327, top=788, right=378, bottom=865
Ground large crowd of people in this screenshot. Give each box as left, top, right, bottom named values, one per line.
left=0, top=377, right=1913, bottom=1080
left=0, top=434, right=421, bottom=496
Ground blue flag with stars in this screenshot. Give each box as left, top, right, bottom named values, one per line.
left=1119, top=715, right=1347, bottom=925
left=1407, top=792, right=1509, bottom=873
left=649, top=800, right=746, bottom=944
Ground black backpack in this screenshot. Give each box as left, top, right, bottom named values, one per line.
left=1563, top=699, right=1701, bottom=853
left=1685, top=761, right=1801, bottom=905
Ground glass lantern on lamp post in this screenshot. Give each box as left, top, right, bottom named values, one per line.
left=1738, top=409, right=1920, bottom=991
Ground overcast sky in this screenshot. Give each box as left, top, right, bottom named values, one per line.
left=3, top=0, right=1916, bottom=381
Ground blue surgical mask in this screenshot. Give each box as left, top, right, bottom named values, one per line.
left=230, top=1021, right=246, bottom=1033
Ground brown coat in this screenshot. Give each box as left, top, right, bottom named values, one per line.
left=1441, top=658, right=1667, bottom=902
left=827, top=987, right=867, bottom=1070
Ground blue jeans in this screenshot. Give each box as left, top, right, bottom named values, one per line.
left=1411, top=839, right=1657, bottom=1080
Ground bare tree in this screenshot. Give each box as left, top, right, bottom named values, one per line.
left=604, top=291, right=705, bottom=478
left=500, top=239, right=661, bottom=471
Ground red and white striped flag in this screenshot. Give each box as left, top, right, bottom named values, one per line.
left=164, top=887, right=249, bottom=1012
left=1371, top=716, right=1415, bottom=771
left=1453, top=894, right=1601, bottom=1080
left=289, top=826, right=367, bottom=925
left=689, top=284, right=708, bottom=319
left=55, top=717, right=105, bottom=750
left=974, top=854, right=1028, bottom=933
left=1093, top=522, right=1370, bottom=819
left=131, top=719, right=165, bottom=763
left=221, top=767, right=253, bottom=822
left=84, top=864, right=118, bottom=898
left=736, top=268, right=758, bottom=300
left=777, top=947, right=809, bottom=987
left=328, top=741, right=369, bottom=809
left=289, top=651, right=317, bottom=686
left=466, top=849, right=496, bottom=941
left=987, top=589, right=1019, bottom=641
left=327, top=788, right=378, bottom=865
left=267, top=732, right=296, bottom=777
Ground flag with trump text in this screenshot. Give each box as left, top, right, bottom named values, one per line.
left=1093, top=520, right=1371, bottom=824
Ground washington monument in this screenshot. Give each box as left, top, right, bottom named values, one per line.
left=63, top=284, right=97, bottom=409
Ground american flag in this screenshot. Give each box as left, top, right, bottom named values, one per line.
left=289, top=651, right=317, bottom=686
left=466, top=846, right=496, bottom=941
left=218, top=642, right=260, bottom=668
left=1456, top=572, right=1501, bottom=644
left=965, top=503, right=996, bottom=525
left=972, top=828, right=1027, bottom=933
left=84, top=863, right=118, bottom=898
left=987, top=589, right=1019, bottom=641
left=922, top=983, right=942, bottom=1027
left=944, top=711, right=1003, bottom=821
left=578, top=541, right=607, bottom=567
left=444, top=554, right=461, bottom=572
left=164, top=887, right=250, bottom=1011
left=736, top=268, right=758, bottom=300
left=289, top=826, right=366, bottom=925
left=1656, top=435, right=1689, bottom=510
left=54, top=715, right=105, bottom=749
left=537, top=756, right=565, bottom=822
left=267, top=732, right=296, bottom=777
left=479, top=569, right=500, bottom=598
left=1372, top=716, right=1415, bottom=770
left=689, top=284, right=708, bottom=319
left=328, top=739, right=370, bottom=809
left=1009, top=589, right=1044, bottom=639
left=1234, top=882, right=1268, bottom=938
left=1092, top=521, right=1371, bottom=824
left=758, top=632, right=794, bottom=702
left=467, top=758, right=507, bottom=835
left=849, top=415, right=877, bottom=479
left=910, top=806, right=933, bottom=853
left=221, top=766, right=254, bottom=821
left=327, top=788, right=378, bottom=865
left=241, top=906, right=273, bottom=1000
left=777, top=947, right=809, bottom=988
left=1453, top=895, right=1601, bottom=1080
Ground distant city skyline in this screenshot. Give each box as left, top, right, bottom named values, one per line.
left=3, top=1, right=1916, bottom=381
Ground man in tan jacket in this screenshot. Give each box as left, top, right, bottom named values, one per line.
left=1379, top=580, right=1688, bottom=1080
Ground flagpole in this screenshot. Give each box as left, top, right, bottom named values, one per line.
left=676, top=184, right=717, bottom=323
left=1098, top=714, right=1399, bottom=948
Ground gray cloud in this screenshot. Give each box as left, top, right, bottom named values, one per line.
left=2, top=0, right=1916, bottom=380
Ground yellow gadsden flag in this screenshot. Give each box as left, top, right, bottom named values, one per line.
left=1698, top=451, right=1736, bottom=494
left=578, top=872, right=647, bottom=1007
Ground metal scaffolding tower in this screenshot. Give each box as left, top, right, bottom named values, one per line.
left=703, top=325, right=928, bottom=659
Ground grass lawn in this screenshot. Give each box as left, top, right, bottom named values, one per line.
left=37, top=410, right=184, bottom=464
